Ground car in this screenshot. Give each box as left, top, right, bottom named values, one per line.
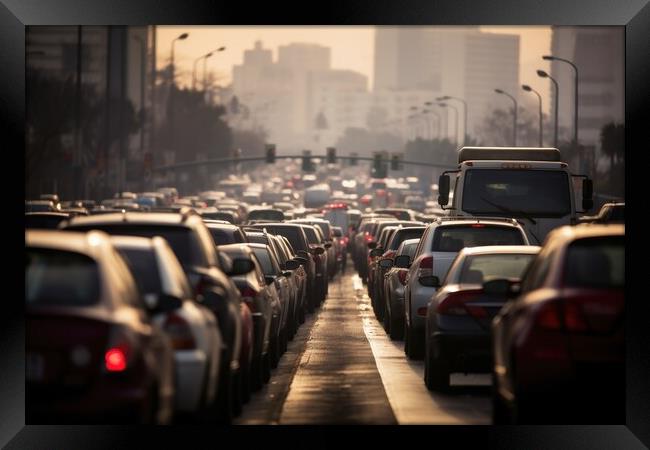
left=245, top=223, right=320, bottom=314
left=380, top=238, right=421, bottom=340
left=245, top=231, right=305, bottom=339
left=374, top=208, right=414, bottom=221
left=26, top=200, right=58, bottom=213
left=25, top=212, right=70, bottom=229
left=423, top=245, right=540, bottom=392
left=246, top=208, right=285, bottom=223
left=579, top=202, right=624, bottom=224
left=111, top=235, right=225, bottom=420
left=331, top=226, right=348, bottom=273
left=491, top=224, right=624, bottom=424
left=402, top=217, right=530, bottom=360
left=26, top=230, right=175, bottom=424
left=204, top=221, right=248, bottom=245
left=289, top=218, right=336, bottom=279
left=287, top=223, right=329, bottom=305
left=62, top=209, right=251, bottom=422
left=218, top=243, right=276, bottom=394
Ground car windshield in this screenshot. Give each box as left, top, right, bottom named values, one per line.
left=432, top=225, right=525, bottom=251
left=301, top=227, right=319, bottom=245
left=564, top=237, right=624, bottom=289
left=459, top=253, right=536, bottom=284
left=259, top=226, right=308, bottom=252
left=26, top=248, right=100, bottom=306
left=208, top=227, right=246, bottom=245
left=249, top=209, right=285, bottom=221
left=462, top=169, right=571, bottom=217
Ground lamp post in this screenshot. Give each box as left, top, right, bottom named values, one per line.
left=203, top=46, right=225, bottom=102
left=192, top=52, right=210, bottom=91
left=439, top=102, right=459, bottom=147
left=428, top=102, right=448, bottom=140
left=543, top=55, right=580, bottom=167
left=169, top=32, right=189, bottom=168
left=537, top=69, right=559, bottom=148
left=132, top=36, right=146, bottom=160
left=438, top=95, right=468, bottom=146
left=494, top=89, right=518, bottom=146
left=522, top=84, right=543, bottom=147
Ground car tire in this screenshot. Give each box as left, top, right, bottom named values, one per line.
left=426, top=339, right=450, bottom=391
left=406, top=322, right=424, bottom=360
left=241, top=359, right=251, bottom=404
left=299, top=303, right=306, bottom=323
left=213, top=362, right=233, bottom=424
left=231, top=368, right=243, bottom=417
left=382, top=300, right=390, bottom=334
left=262, top=352, right=271, bottom=383
left=251, top=355, right=263, bottom=392
left=491, top=371, right=511, bottom=424
left=389, top=305, right=404, bottom=341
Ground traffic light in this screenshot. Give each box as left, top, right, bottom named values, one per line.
left=302, top=150, right=314, bottom=172
left=265, top=144, right=276, bottom=164
left=349, top=152, right=358, bottom=166
left=326, top=147, right=336, bottom=164
left=372, top=152, right=387, bottom=178
left=391, top=153, right=401, bottom=170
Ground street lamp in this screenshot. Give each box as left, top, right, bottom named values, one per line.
left=203, top=46, right=226, bottom=93
left=169, top=32, right=189, bottom=169
left=132, top=35, right=147, bottom=186
left=439, top=102, right=459, bottom=147
left=522, top=84, right=543, bottom=147
left=170, top=32, right=189, bottom=84
left=438, top=95, right=468, bottom=146
left=543, top=55, right=580, bottom=167
left=494, top=89, right=518, bottom=146
left=192, top=52, right=211, bottom=90
left=537, top=69, right=559, bottom=148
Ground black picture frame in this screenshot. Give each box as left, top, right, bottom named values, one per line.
left=5, top=0, right=647, bottom=448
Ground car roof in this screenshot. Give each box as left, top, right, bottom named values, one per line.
left=66, top=211, right=198, bottom=227
left=456, top=245, right=541, bottom=256
left=25, top=212, right=69, bottom=217
left=109, top=234, right=156, bottom=250
left=219, top=243, right=255, bottom=256
left=204, top=222, right=239, bottom=230
left=432, top=217, right=522, bottom=228
left=547, top=224, right=624, bottom=242
left=26, top=229, right=113, bottom=259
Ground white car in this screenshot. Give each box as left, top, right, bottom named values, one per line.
left=401, top=217, right=529, bottom=360
left=111, top=235, right=224, bottom=419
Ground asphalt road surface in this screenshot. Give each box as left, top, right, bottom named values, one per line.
left=234, top=268, right=491, bottom=425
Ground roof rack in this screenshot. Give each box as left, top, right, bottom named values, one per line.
left=434, top=216, right=519, bottom=225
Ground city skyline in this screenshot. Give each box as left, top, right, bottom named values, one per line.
left=156, top=26, right=553, bottom=114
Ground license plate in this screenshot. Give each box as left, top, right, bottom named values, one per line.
left=26, top=353, right=45, bottom=382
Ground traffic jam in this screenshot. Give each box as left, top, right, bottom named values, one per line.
left=25, top=147, right=624, bottom=424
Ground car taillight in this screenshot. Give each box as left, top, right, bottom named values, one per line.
left=164, top=313, right=196, bottom=350
left=437, top=291, right=482, bottom=316
left=535, top=300, right=588, bottom=332
left=105, top=348, right=127, bottom=372
left=417, top=256, right=433, bottom=279
left=364, top=234, right=373, bottom=242
left=398, top=269, right=408, bottom=285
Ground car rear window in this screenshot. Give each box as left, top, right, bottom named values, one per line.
left=564, top=237, right=624, bottom=288
left=250, top=247, right=277, bottom=276
left=208, top=227, right=245, bottom=245
left=432, top=225, right=525, bottom=252
left=25, top=215, right=69, bottom=230
left=388, top=228, right=425, bottom=250
left=459, top=253, right=536, bottom=284
left=259, top=226, right=308, bottom=252
left=66, top=224, right=206, bottom=268
left=117, top=247, right=162, bottom=295
left=26, top=248, right=100, bottom=306
left=301, top=227, right=319, bottom=245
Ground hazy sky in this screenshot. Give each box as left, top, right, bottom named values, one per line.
left=157, top=26, right=552, bottom=113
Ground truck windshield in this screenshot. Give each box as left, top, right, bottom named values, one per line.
left=462, top=169, right=571, bottom=217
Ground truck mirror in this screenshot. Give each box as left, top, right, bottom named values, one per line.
left=438, top=174, right=450, bottom=207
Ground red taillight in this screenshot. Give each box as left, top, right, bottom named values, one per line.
left=164, top=313, right=196, bottom=350
left=471, top=224, right=486, bottom=228
left=563, top=302, right=588, bottom=332
left=420, top=256, right=433, bottom=269
left=364, top=234, right=373, bottom=242
left=398, top=269, right=408, bottom=285
left=535, top=301, right=588, bottom=332
left=437, top=291, right=481, bottom=316
left=105, top=348, right=127, bottom=372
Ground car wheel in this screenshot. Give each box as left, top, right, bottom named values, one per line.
left=406, top=322, right=424, bottom=360
left=262, top=352, right=271, bottom=383
left=251, top=355, right=263, bottom=392
left=427, top=339, right=449, bottom=391
left=213, top=362, right=233, bottom=424
left=403, top=321, right=410, bottom=356
left=231, top=368, right=243, bottom=417
left=491, top=371, right=511, bottom=424
left=270, top=335, right=280, bottom=369
left=241, top=359, right=251, bottom=404
left=383, top=300, right=390, bottom=333
left=389, top=306, right=404, bottom=341
left=299, top=304, right=306, bottom=323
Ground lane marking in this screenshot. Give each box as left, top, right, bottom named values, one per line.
left=354, top=275, right=491, bottom=425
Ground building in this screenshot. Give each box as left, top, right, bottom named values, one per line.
left=549, top=26, right=624, bottom=156
left=26, top=26, right=156, bottom=199
left=373, top=27, right=520, bottom=140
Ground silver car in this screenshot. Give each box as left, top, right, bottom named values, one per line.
left=402, top=217, right=530, bottom=360
left=380, top=238, right=420, bottom=340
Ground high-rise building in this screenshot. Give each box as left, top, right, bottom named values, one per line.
left=549, top=26, right=624, bottom=153
left=372, top=27, right=519, bottom=139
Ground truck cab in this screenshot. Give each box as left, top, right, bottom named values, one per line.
left=437, top=147, right=593, bottom=245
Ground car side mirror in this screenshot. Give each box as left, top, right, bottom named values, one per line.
left=312, top=246, right=325, bottom=256
left=297, top=250, right=310, bottom=259
left=265, top=275, right=276, bottom=285
left=438, top=174, right=450, bottom=207
left=284, top=259, right=301, bottom=270
left=294, top=256, right=309, bottom=266
left=394, top=255, right=411, bottom=268
left=367, top=241, right=377, bottom=249
left=379, top=258, right=394, bottom=269
left=324, top=242, right=332, bottom=249
left=418, top=275, right=440, bottom=288
left=370, top=248, right=383, bottom=258
left=229, top=257, right=255, bottom=276
left=282, top=271, right=292, bottom=277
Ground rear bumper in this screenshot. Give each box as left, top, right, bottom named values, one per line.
left=433, top=331, right=491, bottom=373
left=174, top=349, right=208, bottom=413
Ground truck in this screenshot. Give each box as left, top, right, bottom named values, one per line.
left=437, top=147, right=593, bottom=244
left=304, top=183, right=331, bottom=208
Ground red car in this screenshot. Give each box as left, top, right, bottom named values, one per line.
left=26, top=230, right=176, bottom=424
left=491, top=224, right=624, bottom=424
